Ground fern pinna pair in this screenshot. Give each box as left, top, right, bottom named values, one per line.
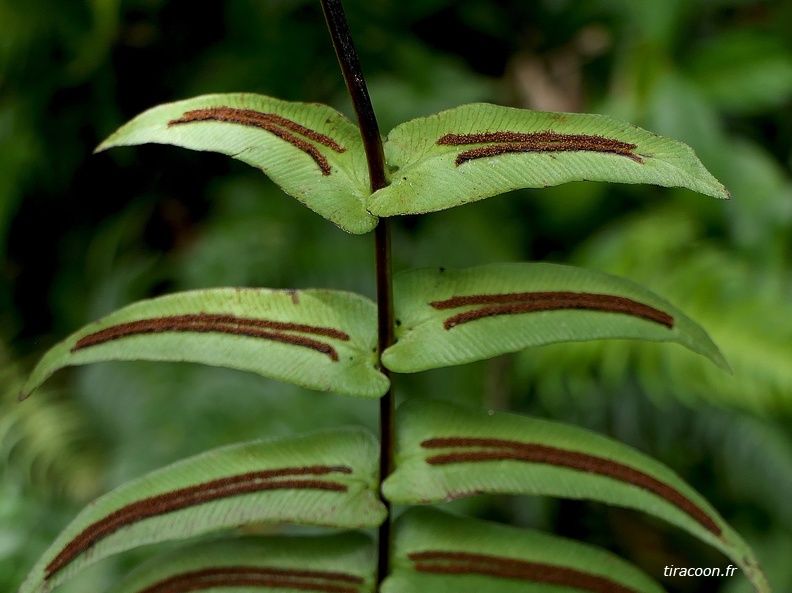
left=17, top=5, right=770, bottom=593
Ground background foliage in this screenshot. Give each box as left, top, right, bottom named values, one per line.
left=2, top=1, right=791, bottom=592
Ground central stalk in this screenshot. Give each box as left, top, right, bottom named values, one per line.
left=319, top=0, right=394, bottom=585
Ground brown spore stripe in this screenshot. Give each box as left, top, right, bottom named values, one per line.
left=429, top=291, right=673, bottom=330
left=408, top=551, right=636, bottom=593
left=168, top=107, right=346, bottom=175
left=169, top=108, right=346, bottom=151
left=75, top=314, right=350, bottom=342
left=71, top=314, right=350, bottom=361
left=138, top=566, right=362, bottom=593
left=421, top=437, right=720, bottom=536
left=443, top=301, right=673, bottom=330
left=436, top=131, right=642, bottom=165
left=45, top=466, right=352, bottom=580
left=431, top=291, right=651, bottom=311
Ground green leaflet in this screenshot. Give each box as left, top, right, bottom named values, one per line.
left=381, top=263, right=727, bottom=373
left=18, top=429, right=385, bottom=593
left=97, top=93, right=377, bottom=234
left=382, top=400, right=769, bottom=593
left=20, top=288, right=389, bottom=400
left=109, top=534, right=376, bottom=593
left=384, top=508, right=666, bottom=593
left=368, top=102, right=729, bottom=216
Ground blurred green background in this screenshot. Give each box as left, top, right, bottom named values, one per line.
left=2, top=1, right=791, bottom=592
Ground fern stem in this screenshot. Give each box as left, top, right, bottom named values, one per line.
left=319, top=0, right=394, bottom=584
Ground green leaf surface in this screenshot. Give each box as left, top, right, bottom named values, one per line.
left=97, top=93, right=377, bottom=234
left=109, top=533, right=376, bottom=593
left=18, top=429, right=385, bottom=593
left=20, top=288, right=389, bottom=400
left=382, top=263, right=727, bottom=373
left=384, top=507, right=666, bottom=593
left=383, top=399, right=769, bottom=593
left=368, top=103, right=728, bottom=217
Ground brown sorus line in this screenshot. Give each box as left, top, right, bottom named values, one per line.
left=73, top=323, right=338, bottom=361
left=168, top=107, right=345, bottom=175
left=141, top=575, right=357, bottom=593
left=438, top=131, right=635, bottom=150
left=139, top=566, right=362, bottom=593
left=143, top=576, right=355, bottom=593
left=408, top=551, right=636, bottom=593
left=432, top=291, right=653, bottom=311
left=436, top=130, right=642, bottom=166
left=170, top=107, right=346, bottom=152
left=437, top=131, right=643, bottom=166
left=455, top=142, right=643, bottom=165
left=75, top=314, right=350, bottom=342
left=443, top=301, right=673, bottom=330
left=71, top=314, right=350, bottom=361
left=429, top=292, right=673, bottom=330
left=45, top=466, right=353, bottom=580
left=421, top=437, right=720, bottom=537
left=172, top=111, right=331, bottom=174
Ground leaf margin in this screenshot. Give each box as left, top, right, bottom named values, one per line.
left=382, top=398, right=769, bottom=593
left=108, top=532, right=376, bottom=593
left=97, top=93, right=378, bottom=234
left=369, top=102, right=729, bottom=217
left=17, top=427, right=386, bottom=593
left=384, top=506, right=668, bottom=593
left=19, top=287, right=389, bottom=400
left=382, top=262, right=729, bottom=374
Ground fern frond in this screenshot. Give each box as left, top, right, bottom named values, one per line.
left=1, top=346, right=103, bottom=502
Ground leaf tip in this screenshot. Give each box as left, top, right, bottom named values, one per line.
left=710, top=178, right=731, bottom=200
left=696, top=337, right=731, bottom=373
left=93, top=134, right=119, bottom=154
left=717, top=354, right=733, bottom=374
left=713, top=182, right=731, bottom=200
left=94, top=129, right=127, bottom=154
left=18, top=377, right=42, bottom=400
